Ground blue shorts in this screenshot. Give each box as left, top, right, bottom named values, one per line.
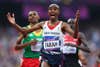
left=41, top=51, right=62, bottom=65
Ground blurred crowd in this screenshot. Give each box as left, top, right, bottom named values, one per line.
left=0, top=28, right=20, bottom=67
left=0, top=0, right=100, bottom=67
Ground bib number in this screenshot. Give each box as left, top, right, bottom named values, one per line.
left=44, top=40, right=60, bottom=49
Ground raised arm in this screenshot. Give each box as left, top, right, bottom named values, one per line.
left=6, top=12, right=24, bottom=33
left=62, top=10, right=80, bottom=38
left=25, top=22, right=44, bottom=33
left=74, top=10, right=80, bottom=38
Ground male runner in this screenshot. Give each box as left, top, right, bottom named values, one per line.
left=7, top=4, right=79, bottom=67
left=14, top=11, right=43, bottom=67
left=61, top=18, right=89, bottom=67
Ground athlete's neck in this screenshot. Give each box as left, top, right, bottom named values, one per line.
left=29, top=22, right=38, bottom=27
left=49, top=19, right=59, bottom=24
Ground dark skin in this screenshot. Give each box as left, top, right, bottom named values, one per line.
left=15, top=34, right=37, bottom=50
left=6, top=6, right=80, bottom=38
left=66, top=18, right=90, bottom=66
left=67, top=19, right=90, bottom=53
left=7, top=5, right=80, bottom=67
left=14, top=11, right=39, bottom=50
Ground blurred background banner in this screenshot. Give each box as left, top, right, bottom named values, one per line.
left=0, top=0, right=100, bottom=67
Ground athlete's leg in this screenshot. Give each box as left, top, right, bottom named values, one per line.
left=41, top=61, right=50, bottom=67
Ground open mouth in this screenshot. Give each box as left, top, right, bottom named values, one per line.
left=50, top=13, right=55, bottom=15
left=50, top=14, right=56, bottom=17
left=51, top=15, right=55, bottom=16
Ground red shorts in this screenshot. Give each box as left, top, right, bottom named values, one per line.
left=97, top=64, right=100, bottom=67
left=21, top=58, right=40, bottom=67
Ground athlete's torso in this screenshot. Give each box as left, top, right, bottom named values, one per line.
left=42, top=21, right=63, bottom=53
left=61, top=33, right=79, bottom=62
left=22, top=25, right=43, bottom=58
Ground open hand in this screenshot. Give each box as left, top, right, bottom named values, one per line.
left=74, top=10, right=80, bottom=23
left=6, top=12, right=16, bottom=24
left=76, top=10, right=80, bottom=18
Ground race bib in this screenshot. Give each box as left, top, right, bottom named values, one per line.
left=44, top=40, right=60, bottom=49
left=31, top=42, right=42, bottom=51
left=62, top=45, right=77, bottom=54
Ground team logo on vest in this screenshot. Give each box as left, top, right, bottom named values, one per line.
left=44, top=32, right=60, bottom=35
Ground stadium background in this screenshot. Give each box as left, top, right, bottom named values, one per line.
left=0, top=0, right=100, bottom=67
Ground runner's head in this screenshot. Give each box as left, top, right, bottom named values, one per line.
left=48, top=4, right=60, bottom=20
left=67, top=18, right=75, bottom=29
left=28, top=11, right=40, bottom=24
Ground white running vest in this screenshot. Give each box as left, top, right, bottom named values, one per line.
left=43, top=21, right=63, bottom=51
left=61, top=34, right=77, bottom=54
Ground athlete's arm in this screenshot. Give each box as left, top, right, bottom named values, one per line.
left=15, top=34, right=37, bottom=50
left=25, top=22, right=44, bottom=33
left=78, top=50, right=87, bottom=66
left=66, top=43, right=90, bottom=53
left=79, top=32, right=90, bottom=49
left=74, top=10, right=80, bottom=38
left=6, top=12, right=24, bottom=33
left=62, top=10, right=80, bottom=38
left=62, top=22, right=74, bottom=37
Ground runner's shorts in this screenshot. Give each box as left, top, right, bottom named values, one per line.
left=21, top=58, right=40, bottom=67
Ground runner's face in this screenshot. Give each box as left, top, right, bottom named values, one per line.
left=28, top=11, right=39, bottom=23
left=48, top=6, right=59, bottom=20
left=68, top=22, right=75, bottom=29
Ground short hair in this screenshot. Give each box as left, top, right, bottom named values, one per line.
left=28, top=11, right=39, bottom=16
left=67, top=18, right=75, bottom=24
left=48, top=4, right=60, bottom=9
